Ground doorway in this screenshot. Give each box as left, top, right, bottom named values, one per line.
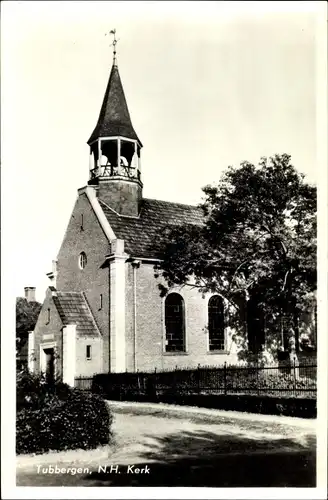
left=44, top=347, right=55, bottom=383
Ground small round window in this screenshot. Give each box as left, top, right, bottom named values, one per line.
left=79, top=252, right=87, bottom=269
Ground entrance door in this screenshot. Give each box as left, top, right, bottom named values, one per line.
left=44, top=348, right=55, bottom=383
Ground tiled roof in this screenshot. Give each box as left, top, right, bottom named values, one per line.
left=99, top=198, right=204, bottom=259
left=88, top=64, right=141, bottom=145
left=53, top=292, right=100, bottom=337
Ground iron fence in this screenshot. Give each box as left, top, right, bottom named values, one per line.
left=74, top=359, right=317, bottom=400
left=74, top=376, right=94, bottom=391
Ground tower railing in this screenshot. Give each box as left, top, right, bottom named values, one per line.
left=90, top=164, right=141, bottom=181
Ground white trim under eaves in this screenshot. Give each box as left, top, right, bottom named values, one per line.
left=88, top=136, right=142, bottom=146
left=78, top=186, right=116, bottom=242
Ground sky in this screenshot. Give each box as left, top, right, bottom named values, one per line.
left=2, top=1, right=324, bottom=303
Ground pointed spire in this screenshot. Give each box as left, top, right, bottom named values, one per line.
left=87, top=31, right=141, bottom=146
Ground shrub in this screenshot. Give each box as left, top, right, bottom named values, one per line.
left=16, top=373, right=113, bottom=455
left=16, top=370, right=72, bottom=412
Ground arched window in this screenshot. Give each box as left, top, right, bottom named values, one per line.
left=165, top=293, right=185, bottom=352
left=208, top=295, right=225, bottom=351
left=247, top=298, right=265, bottom=353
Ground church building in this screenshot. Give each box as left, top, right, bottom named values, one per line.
left=29, top=38, right=242, bottom=385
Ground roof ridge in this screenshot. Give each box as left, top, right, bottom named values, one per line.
left=99, top=197, right=203, bottom=215
left=143, top=197, right=202, bottom=210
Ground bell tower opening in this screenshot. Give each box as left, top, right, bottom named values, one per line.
left=89, top=138, right=141, bottom=182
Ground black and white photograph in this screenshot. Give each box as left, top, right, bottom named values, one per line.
left=1, top=0, right=327, bottom=498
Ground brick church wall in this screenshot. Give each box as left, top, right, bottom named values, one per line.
left=129, top=262, right=238, bottom=372
left=56, top=192, right=110, bottom=372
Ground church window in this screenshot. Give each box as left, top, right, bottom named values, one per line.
left=79, top=252, right=87, bottom=269
left=86, top=345, right=92, bottom=360
left=208, top=295, right=225, bottom=351
left=165, top=293, right=185, bottom=352
left=99, top=294, right=103, bottom=310
left=81, top=214, right=84, bottom=231
left=247, top=298, right=265, bottom=353
left=46, top=308, right=50, bottom=325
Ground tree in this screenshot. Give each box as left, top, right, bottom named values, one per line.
left=16, top=297, right=42, bottom=360
left=155, top=154, right=316, bottom=362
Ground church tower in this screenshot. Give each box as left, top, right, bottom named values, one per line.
left=87, top=30, right=143, bottom=217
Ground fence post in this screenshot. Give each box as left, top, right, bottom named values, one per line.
left=256, top=360, right=260, bottom=396
left=137, top=369, right=141, bottom=397
left=293, top=356, right=296, bottom=395
left=197, top=363, right=201, bottom=394
left=154, top=367, right=157, bottom=400
left=173, top=365, right=177, bottom=396
left=119, top=374, right=122, bottom=401
left=224, top=361, right=227, bottom=396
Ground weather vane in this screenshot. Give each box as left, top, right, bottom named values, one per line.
left=105, top=29, right=119, bottom=65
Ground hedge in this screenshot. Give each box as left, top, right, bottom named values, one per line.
left=150, top=394, right=317, bottom=418
left=16, top=372, right=113, bottom=455
left=16, top=370, right=72, bottom=412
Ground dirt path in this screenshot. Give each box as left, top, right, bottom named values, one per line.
left=16, top=406, right=316, bottom=487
